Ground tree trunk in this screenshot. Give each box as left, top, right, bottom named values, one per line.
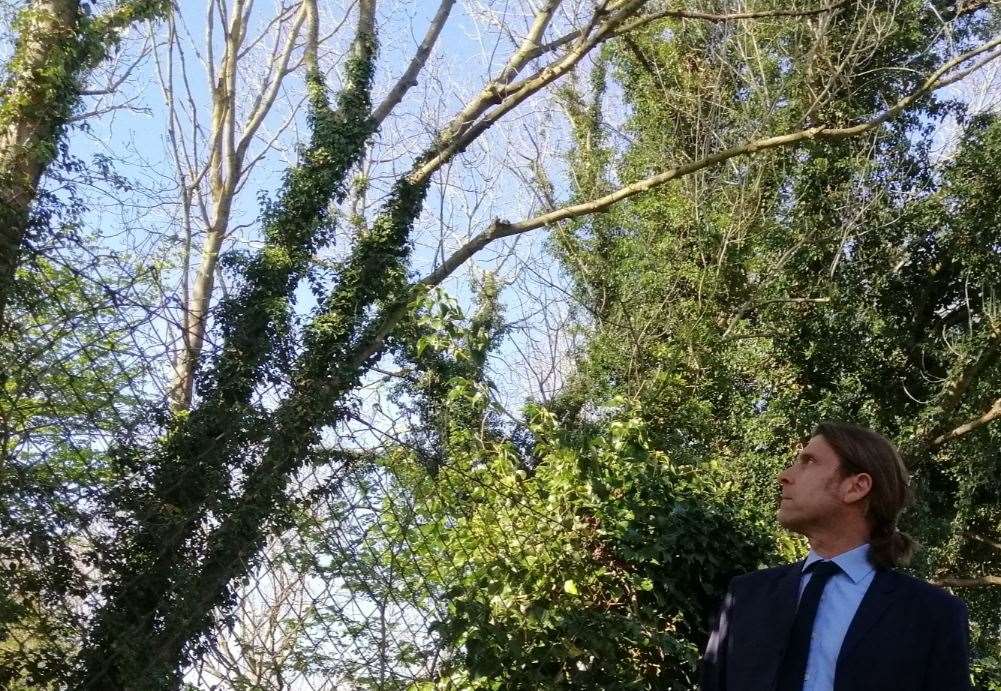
left=0, top=0, right=82, bottom=329
left=166, top=0, right=310, bottom=410
left=0, top=0, right=170, bottom=329
left=72, top=2, right=380, bottom=685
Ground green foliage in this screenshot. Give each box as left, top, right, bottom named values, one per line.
left=310, top=6, right=1001, bottom=689
left=0, top=251, right=152, bottom=688
left=358, top=285, right=779, bottom=687
left=381, top=394, right=779, bottom=689
left=541, top=3, right=1001, bottom=686
left=0, top=0, right=170, bottom=134
left=5, top=1, right=1001, bottom=688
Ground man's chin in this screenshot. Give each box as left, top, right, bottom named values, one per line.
left=775, top=507, right=801, bottom=531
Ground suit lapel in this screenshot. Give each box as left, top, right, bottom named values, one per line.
left=836, top=569, right=901, bottom=669
left=751, top=561, right=803, bottom=690
left=771, top=561, right=803, bottom=640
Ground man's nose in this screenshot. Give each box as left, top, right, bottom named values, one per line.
left=778, top=466, right=792, bottom=485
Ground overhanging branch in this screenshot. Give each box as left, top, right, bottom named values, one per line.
left=371, top=0, right=456, bottom=127
left=418, top=32, right=1001, bottom=289
left=931, top=398, right=1001, bottom=448
left=934, top=575, right=1001, bottom=587
left=525, top=1, right=849, bottom=63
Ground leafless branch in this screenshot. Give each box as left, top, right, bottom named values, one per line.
left=418, top=32, right=1001, bottom=289
left=371, top=0, right=456, bottom=127
left=524, top=0, right=849, bottom=64
left=934, top=575, right=1001, bottom=587
left=931, top=398, right=1001, bottom=447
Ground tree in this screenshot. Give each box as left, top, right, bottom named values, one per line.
left=0, top=0, right=168, bottom=327
left=157, top=0, right=452, bottom=410
left=347, top=7, right=1001, bottom=684
left=527, top=0, right=1001, bottom=683
left=1, top=250, right=158, bottom=688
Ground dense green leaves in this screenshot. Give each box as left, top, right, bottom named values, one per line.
left=367, top=3, right=1001, bottom=687
left=1, top=250, right=153, bottom=688
left=540, top=3, right=1001, bottom=686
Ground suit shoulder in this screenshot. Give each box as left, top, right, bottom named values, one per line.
left=890, top=570, right=968, bottom=613
left=731, top=562, right=798, bottom=589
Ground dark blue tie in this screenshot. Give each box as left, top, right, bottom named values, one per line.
left=776, top=560, right=843, bottom=691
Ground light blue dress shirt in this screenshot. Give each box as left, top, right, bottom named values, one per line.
left=797, top=543, right=876, bottom=691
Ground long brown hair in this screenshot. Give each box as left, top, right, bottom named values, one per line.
left=814, top=422, right=917, bottom=569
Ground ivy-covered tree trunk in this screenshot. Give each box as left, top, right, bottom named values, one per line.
left=0, top=0, right=169, bottom=329
left=71, top=1, right=387, bottom=685
left=73, top=3, right=650, bottom=683
left=0, top=0, right=79, bottom=330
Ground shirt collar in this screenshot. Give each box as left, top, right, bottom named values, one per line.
left=802, top=543, right=874, bottom=584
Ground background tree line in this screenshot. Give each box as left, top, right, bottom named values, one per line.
left=1, top=0, right=1000, bottom=688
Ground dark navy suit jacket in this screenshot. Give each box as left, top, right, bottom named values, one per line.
left=700, top=561, right=971, bottom=691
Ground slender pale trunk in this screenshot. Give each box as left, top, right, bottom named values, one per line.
left=170, top=203, right=234, bottom=408
left=168, top=0, right=306, bottom=409
left=168, top=0, right=244, bottom=409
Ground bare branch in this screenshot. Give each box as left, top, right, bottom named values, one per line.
left=931, top=398, right=1001, bottom=448
left=371, top=0, right=456, bottom=128
left=79, top=36, right=154, bottom=96
left=409, top=0, right=650, bottom=187
left=524, top=0, right=849, bottom=64
left=497, top=0, right=562, bottom=85
left=303, top=0, right=319, bottom=73
left=419, top=32, right=1001, bottom=288
left=970, top=533, right=1001, bottom=552
left=636, top=0, right=849, bottom=25
left=933, top=575, right=1001, bottom=587
left=235, top=1, right=308, bottom=162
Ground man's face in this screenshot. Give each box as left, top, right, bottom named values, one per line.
left=776, top=434, right=854, bottom=534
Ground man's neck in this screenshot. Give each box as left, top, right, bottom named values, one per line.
left=808, top=533, right=870, bottom=560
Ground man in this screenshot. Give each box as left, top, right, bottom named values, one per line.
left=700, top=422, right=971, bottom=691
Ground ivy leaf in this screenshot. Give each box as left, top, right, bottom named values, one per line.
left=416, top=335, right=432, bottom=357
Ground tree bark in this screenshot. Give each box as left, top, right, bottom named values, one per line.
left=0, top=0, right=82, bottom=330
left=0, top=0, right=170, bottom=330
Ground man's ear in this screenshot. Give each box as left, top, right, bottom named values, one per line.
left=843, top=472, right=873, bottom=504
